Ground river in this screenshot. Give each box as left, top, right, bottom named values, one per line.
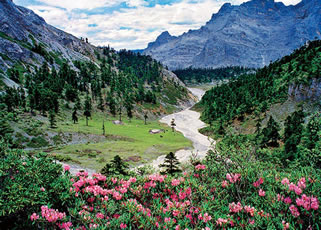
left=150, top=88, right=214, bottom=169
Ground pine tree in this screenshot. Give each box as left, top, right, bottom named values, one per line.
left=72, top=109, right=78, bottom=124
left=101, top=155, right=128, bottom=176
left=84, top=95, right=92, bottom=126
left=171, top=119, right=176, bottom=132
left=261, top=116, right=280, bottom=147
left=284, top=109, right=305, bottom=159
left=144, top=112, right=148, bottom=125
left=102, top=120, right=105, bottom=136
left=160, top=152, right=181, bottom=175
left=49, top=110, right=56, bottom=128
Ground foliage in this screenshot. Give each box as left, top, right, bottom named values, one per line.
left=199, top=40, right=321, bottom=124
left=1, top=134, right=320, bottom=229
left=0, top=145, right=72, bottom=229
left=260, top=116, right=281, bottom=147
left=160, top=151, right=181, bottom=175
left=174, top=66, right=253, bottom=84
left=101, top=155, right=129, bottom=176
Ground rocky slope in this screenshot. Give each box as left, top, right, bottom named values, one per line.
left=143, top=0, right=321, bottom=70
left=0, top=0, right=99, bottom=72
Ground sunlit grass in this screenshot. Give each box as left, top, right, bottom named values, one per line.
left=52, top=113, right=192, bottom=171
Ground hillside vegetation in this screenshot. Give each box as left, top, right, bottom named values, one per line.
left=199, top=40, right=321, bottom=124
left=173, top=66, right=254, bottom=85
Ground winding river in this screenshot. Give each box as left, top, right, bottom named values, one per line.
left=151, top=88, right=214, bottom=168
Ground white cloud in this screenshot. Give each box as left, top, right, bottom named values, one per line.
left=36, top=0, right=123, bottom=11
left=21, top=0, right=305, bottom=50
left=275, top=0, right=301, bottom=5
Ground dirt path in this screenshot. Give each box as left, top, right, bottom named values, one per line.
left=150, top=88, right=214, bottom=169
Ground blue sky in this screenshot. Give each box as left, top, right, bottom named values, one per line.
left=13, top=0, right=301, bottom=50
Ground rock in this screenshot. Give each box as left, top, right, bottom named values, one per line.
left=288, top=78, right=321, bottom=101
left=149, top=129, right=165, bottom=134
left=0, top=0, right=94, bottom=71
left=143, top=0, right=321, bottom=70
left=113, top=120, right=124, bottom=125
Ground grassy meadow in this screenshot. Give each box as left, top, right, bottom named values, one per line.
left=50, top=113, right=192, bottom=170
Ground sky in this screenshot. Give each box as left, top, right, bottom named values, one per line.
left=13, top=0, right=302, bottom=50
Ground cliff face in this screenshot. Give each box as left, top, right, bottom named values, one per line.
left=0, top=0, right=96, bottom=71
left=288, top=78, right=321, bottom=102
left=143, top=0, right=321, bottom=70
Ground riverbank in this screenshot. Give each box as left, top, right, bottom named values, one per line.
left=150, top=87, right=213, bottom=169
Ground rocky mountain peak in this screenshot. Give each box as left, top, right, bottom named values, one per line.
left=143, top=0, right=321, bottom=70
left=146, top=31, right=176, bottom=50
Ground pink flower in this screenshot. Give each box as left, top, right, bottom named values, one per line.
left=96, top=213, right=104, bottom=219
left=282, top=221, right=289, bottom=230
left=202, top=213, right=212, bottom=223
left=222, top=180, right=229, bottom=188
left=259, top=189, right=266, bottom=197
left=289, top=205, right=300, bottom=217
left=294, top=186, right=302, bottom=195
left=179, top=191, right=186, bottom=200
left=40, top=187, right=45, bottom=192
left=64, top=165, right=70, bottom=171
left=244, top=205, right=256, bottom=216
left=226, top=173, right=241, bottom=183
left=281, top=178, right=290, bottom=185
left=216, top=218, right=228, bottom=226
left=120, top=223, right=127, bottom=229
left=249, top=219, right=255, bottom=225
left=30, top=213, right=39, bottom=221
left=253, top=177, right=264, bottom=187
left=195, top=164, right=206, bottom=170
left=297, top=177, right=306, bottom=189
left=284, top=197, right=292, bottom=204
left=229, top=202, right=243, bottom=213
left=175, top=225, right=180, bottom=230
left=171, top=179, right=180, bottom=186
left=164, top=217, right=171, bottom=223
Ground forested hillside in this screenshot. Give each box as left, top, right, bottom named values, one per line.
left=173, top=66, right=253, bottom=84
left=199, top=40, right=321, bottom=124
left=197, top=40, right=321, bottom=168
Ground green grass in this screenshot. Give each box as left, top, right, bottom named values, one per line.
left=0, top=32, right=33, bottom=50
left=52, top=114, right=192, bottom=171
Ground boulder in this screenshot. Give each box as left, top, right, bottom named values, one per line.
left=149, top=129, right=165, bottom=134
left=112, top=120, right=124, bottom=125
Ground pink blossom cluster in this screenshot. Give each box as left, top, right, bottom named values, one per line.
left=289, top=205, right=300, bottom=217
left=253, top=177, right=264, bottom=188
left=282, top=221, right=290, bottom=230
left=216, top=218, right=228, bottom=226
left=198, top=212, right=212, bottom=223
left=296, top=194, right=319, bottom=211
left=226, top=173, right=241, bottom=183
left=229, top=202, right=243, bottom=213
left=282, top=177, right=306, bottom=195
left=195, top=164, right=206, bottom=171
left=244, top=205, right=256, bottom=216
left=58, top=222, right=72, bottom=230
left=258, top=189, right=266, bottom=197
left=40, top=205, right=66, bottom=223
left=64, top=164, right=70, bottom=171
left=148, top=174, right=166, bottom=182
left=171, top=179, right=180, bottom=186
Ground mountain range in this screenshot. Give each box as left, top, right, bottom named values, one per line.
left=143, top=0, right=321, bottom=70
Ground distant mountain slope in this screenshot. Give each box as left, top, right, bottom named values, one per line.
left=0, top=0, right=97, bottom=71
left=143, top=0, right=321, bottom=70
